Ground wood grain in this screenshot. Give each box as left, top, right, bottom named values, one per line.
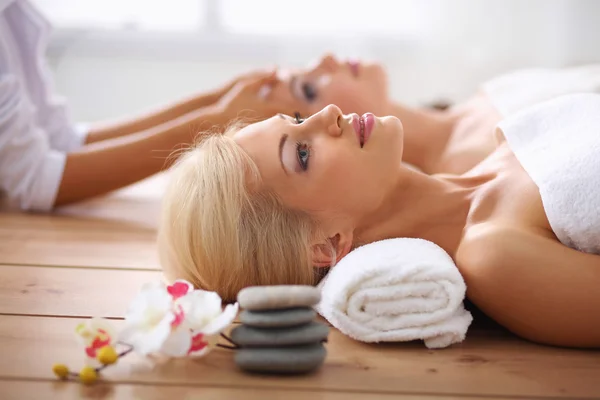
left=1, top=315, right=598, bottom=399
left=0, top=380, right=543, bottom=400
left=0, top=213, right=159, bottom=269
left=54, top=173, right=167, bottom=229
left=0, top=265, right=161, bottom=318
left=0, top=175, right=167, bottom=269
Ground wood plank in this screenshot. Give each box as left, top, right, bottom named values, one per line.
left=1, top=316, right=598, bottom=398
left=0, top=263, right=491, bottom=330
left=0, top=175, right=168, bottom=269
left=0, top=213, right=159, bottom=269
left=0, top=380, right=513, bottom=400
left=0, top=265, right=161, bottom=318
left=54, top=173, right=168, bottom=228
left=0, top=264, right=253, bottom=324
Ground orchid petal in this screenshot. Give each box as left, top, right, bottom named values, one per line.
left=75, top=317, right=117, bottom=360
left=120, top=312, right=175, bottom=356
left=124, top=285, right=172, bottom=327
left=89, top=318, right=117, bottom=341
left=160, top=328, right=192, bottom=357
left=177, top=290, right=223, bottom=331
left=167, top=280, right=193, bottom=299
left=201, top=303, right=239, bottom=335
left=187, top=332, right=218, bottom=357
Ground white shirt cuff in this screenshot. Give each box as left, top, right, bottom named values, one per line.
left=73, top=122, right=89, bottom=148
left=25, top=150, right=66, bottom=212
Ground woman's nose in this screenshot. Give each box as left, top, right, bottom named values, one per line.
left=316, top=53, right=339, bottom=73
left=311, top=104, right=343, bottom=137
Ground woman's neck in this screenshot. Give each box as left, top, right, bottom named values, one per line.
left=354, top=167, right=481, bottom=258
left=382, top=100, right=459, bottom=174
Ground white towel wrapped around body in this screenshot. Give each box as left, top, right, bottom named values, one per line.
left=316, top=238, right=473, bottom=349
left=497, top=93, right=600, bottom=254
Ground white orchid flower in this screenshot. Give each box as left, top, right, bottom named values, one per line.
left=118, top=280, right=238, bottom=358
left=118, top=281, right=179, bottom=356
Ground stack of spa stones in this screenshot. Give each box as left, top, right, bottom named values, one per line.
left=232, top=285, right=329, bottom=374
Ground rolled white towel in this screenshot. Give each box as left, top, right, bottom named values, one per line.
left=315, top=238, right=473, bottom=349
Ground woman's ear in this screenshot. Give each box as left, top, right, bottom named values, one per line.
left=311, top=232, right=353, bottom=268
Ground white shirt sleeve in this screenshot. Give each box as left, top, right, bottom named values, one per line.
left=10, top=0, right=88, bottom=152
left=0, top=73, right=67, bottom=211
left=36, top=82, right=89, bottom=152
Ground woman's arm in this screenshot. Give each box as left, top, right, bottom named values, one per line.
left=457, top=224, right=600, bottom=348
left=55, top=107, right=226, bottom=206
left=83, top=69, right=273, bottom=144
left=55, top=71, right=281, bottom=207
left=83, top=91, right=223, bottom=144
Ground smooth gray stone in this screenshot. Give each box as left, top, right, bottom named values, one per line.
left=237, top=285, right=320, bottom=311
left=235, top=343, right=327, bottom=374
left=240, top=308, right=317, bottom=328
left=231, top=321, right=329, bottom=347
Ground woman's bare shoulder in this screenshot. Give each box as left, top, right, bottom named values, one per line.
left=455, top=222, right=532, bottom=271
left=456, top=221, right=600, bottom=273
left=454, top=222, right=600, bottom=348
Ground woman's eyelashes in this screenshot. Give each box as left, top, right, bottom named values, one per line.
left=295, top=141, right=310, bottom=171
left=291, top=112, right=309, bottom=171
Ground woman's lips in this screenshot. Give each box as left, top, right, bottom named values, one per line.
left=362, top=113, right=374, bottom=145
left=347, top=60, right=360, bottom=77
left=352, top=113, right=374, bottom=148
left=352, top=114, right=363, bottom=147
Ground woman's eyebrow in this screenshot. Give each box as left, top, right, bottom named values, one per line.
left=279, top=133, right=289, bottom=175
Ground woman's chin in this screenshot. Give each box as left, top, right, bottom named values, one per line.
left=381, top=115, right=403, bottom=133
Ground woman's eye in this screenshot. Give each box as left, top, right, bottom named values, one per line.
left=301, top=82, right=317, bottom=102
left=296, top=142, right=310, bottom=171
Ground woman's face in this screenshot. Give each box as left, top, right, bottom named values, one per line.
left=268, top=54, right=389, bottom=117
left=233, top=104, right=404, bottom=231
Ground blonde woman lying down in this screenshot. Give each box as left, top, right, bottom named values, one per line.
left=158, top=81, right=600, bottom=349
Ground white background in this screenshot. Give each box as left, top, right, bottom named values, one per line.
left=32, top=0, right=600, bottom=123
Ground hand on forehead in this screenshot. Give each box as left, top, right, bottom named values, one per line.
left=264, top=72, right=312, bottom=117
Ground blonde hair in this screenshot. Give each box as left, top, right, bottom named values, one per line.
left=158, top=128, right=321, bottom=302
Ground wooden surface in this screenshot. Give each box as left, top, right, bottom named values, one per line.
left=0, top=381, right=527, bottom=400
left=1, top=175, right=599, bottom=400
left=0, top=265, right=160, bottom=317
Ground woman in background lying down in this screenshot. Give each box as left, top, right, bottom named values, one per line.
left=159, top=94, right=600, bottom=349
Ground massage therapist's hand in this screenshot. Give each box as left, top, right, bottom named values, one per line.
left=212, top=68, right=277, bottom=99
left=213, top=70, right=299, bottom=121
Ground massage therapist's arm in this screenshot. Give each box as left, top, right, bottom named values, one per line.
left=55, top=71, right=281, bottom=207
left=83, top=70, right=272, bottom=144
left=55, top=107, right=225, bottom=206
left=457, top=224, right=600, bottom=348
left=83, top=90, right=225, bottom=144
